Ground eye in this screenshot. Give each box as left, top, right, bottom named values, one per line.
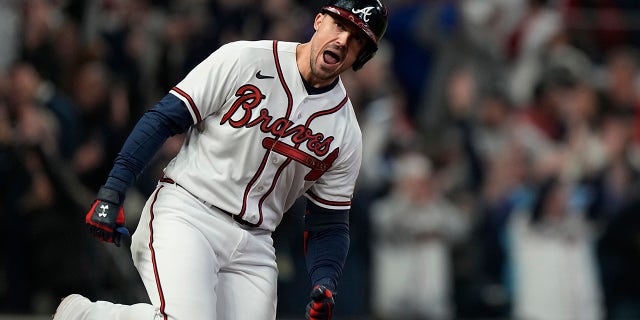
left=335, top=21, right=346, bottom=31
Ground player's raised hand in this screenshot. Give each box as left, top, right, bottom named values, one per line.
left=85, top=186, right=130, bottom=246
left=305, top=285, right=335, bottom=320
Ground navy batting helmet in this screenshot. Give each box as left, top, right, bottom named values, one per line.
left=321, top=0, right=388, bottom=71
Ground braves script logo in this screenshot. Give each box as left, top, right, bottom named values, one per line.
left=221, top=84, right=338, bottom=179
left=352, top=6, right=375, bottom=22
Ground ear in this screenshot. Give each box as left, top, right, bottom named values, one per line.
left=314, top=13, right=325, bottom=31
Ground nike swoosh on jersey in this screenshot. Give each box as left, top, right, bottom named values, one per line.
left=255, top=70, right=275, bottom=79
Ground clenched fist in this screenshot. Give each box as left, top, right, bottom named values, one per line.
left=305, top=285, right=335, bottom=320
left=85, top=186, right=130, bottom=246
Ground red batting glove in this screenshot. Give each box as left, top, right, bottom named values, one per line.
left=305, top=285, right=335, bottom=320
left=85, top=186, right=130, bottom=246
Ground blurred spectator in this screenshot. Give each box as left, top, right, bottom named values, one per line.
left=339, top=41, right=412, bottom=316
left=519, top=67, right=576, bottom=143
left=7, top=63, right=60, bottom=157
left=370, top=151, right=470, bottom=320
left=352, top=41, right=411, bottom=196
left=586, top=114, right=640, bottom=318
left=0, top=0, right=20, bottom=73
left=7, top=62, right=80, bottom=159
left=450, top=88, right=535, bottom=317
left=155, top=2, right=209, bottom=95
left=19, top=0, right=67, bottom=84
left=561, top=0, right=640, bottom=63
left=594, top=196, right=640, bottom=319
left=384, top=0, right=460, bottom=119
left=597, top=47, right=640, bottom=145
left=70, top=60, right=129, bottom=191
left=261, top=0, right=312, bottom=41
left=1, top=0, right=639, bottom=317
left=587, top=114, right=640, bottom=227
left=507, top=177, right=604, bottom=320
left=1, top=62, right=96, bottom=314
left=506, top=0, right=563, bottom=106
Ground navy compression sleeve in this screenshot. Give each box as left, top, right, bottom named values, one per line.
left=304, top=201, right=350, bottom=292
left=104, top=94, right=193, bottom=196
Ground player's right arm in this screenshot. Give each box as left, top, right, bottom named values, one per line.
left=86, top=93, right=193, bottom=245
left=86, top=41, right=245, bottom=245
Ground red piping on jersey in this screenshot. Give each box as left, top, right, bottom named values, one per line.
left=238, top=151, right=272, bottom=223
left=242, top=41, right=350, bottom=224
left=257, top=156, right=289, bottom=225
left=172, top=86, right=202, bottom=122
left=149, top=186, right=169, bottom=320
left=306, top=96, right=349, bottom=122
left=238, top=40, right=294, bottom=225
left=299, top=96, right=351, bottom=209
left=160, top=177, right=175, bottom=184
left=257, top=95, right=349, bottom=222
left=273, top=40, right=293, bottom=117
left=253, top=40, right=298, bottom=225
left=306, top=189, right=352, bottom=207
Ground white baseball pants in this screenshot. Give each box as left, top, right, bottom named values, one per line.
left=77, top=181, right=279, bottom=319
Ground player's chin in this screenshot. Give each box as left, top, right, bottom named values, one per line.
left=317, top=61, right=346, bottom=78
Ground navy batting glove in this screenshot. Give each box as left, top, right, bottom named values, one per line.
left=85, top=186, right=130, bottom=246
left=305, top=285, right=335, bottom=320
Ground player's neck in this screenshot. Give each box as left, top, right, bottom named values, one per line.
left=300, top=75, right=339, bottom=95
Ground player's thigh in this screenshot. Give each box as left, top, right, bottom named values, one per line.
left=216, top=264, right=278, bottom=319
left=216, top=232, right=278, bottom=319
left=131, top=185, right=223, bottom=319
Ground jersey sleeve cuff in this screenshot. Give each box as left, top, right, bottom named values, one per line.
left=304, top=190, right=352, bottom=210
left=170, top=87, right=202, bottom=123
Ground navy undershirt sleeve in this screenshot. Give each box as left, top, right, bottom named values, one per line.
left=304, top=201, right=350, bottom=292
left=104, top=94, right=194, bottom=197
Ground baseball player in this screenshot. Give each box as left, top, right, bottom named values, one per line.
left=53, top=0, right=387, bottom=319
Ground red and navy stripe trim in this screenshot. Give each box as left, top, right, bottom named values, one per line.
left=171, top=86, right=202, bottom=122
left=306, top=189, right=352, bottom=207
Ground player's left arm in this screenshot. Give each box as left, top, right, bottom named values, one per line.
left=303, top=201, right=349, bottom=320
left=303, top=122, right=361, bottom=319
left=304, top=201, right=350, bottom=292
left=302, top=103, right=362, bottom=318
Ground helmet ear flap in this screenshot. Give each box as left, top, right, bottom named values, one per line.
left=353, top=44, right=377, bottom=71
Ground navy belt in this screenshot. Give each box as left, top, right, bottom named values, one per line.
left=160, top=177, right=259, bottom=228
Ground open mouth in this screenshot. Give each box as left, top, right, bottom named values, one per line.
left=323, top=50, right=341, bottom=65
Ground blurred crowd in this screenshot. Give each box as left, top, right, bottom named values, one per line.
left=1, top=0, right=640, bottom=319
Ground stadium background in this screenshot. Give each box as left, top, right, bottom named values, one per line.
left=1, top=0, right=640, bottom=319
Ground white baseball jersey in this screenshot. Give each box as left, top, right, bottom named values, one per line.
left=166, top=40, right=362, bottom=231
